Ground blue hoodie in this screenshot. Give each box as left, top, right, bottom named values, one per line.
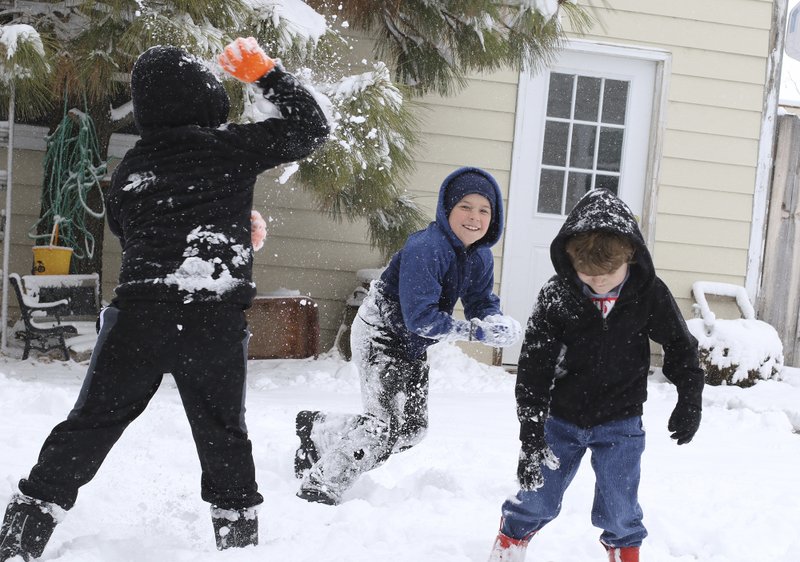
left=377, top=167, right=504, bottom=358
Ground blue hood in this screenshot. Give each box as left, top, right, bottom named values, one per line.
left=435, top=166, right=504, bottom=250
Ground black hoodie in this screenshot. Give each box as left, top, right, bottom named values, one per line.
left=515, top=189, right=704, bottom=439
left=107, top=46, right=329, bottom=307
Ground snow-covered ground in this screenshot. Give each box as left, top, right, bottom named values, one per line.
left=2, top=343, right=800, bottom=562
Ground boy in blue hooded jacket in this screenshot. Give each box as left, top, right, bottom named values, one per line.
left=293, top=166, right=522, bottom=505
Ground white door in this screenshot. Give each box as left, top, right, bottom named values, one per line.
left=500, top=48, right=659, bottom=365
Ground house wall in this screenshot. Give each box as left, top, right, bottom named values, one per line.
left=0, top=145, right=52, bottom=282
left=1, top=1, right=777, bottom=360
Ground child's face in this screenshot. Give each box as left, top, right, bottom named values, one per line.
left=577, top=262, right=628, bottom=294
left=448, top=193, right=492, bottom=247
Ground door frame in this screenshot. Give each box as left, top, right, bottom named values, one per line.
left=499, top=40, right=671, bottom=364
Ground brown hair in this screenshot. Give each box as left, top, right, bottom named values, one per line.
left=565, top=231, right=635, bottom=276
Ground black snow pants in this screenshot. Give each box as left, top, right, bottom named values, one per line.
left=18, top=302, right=263, bottom=511
left=298, top=287, right=429, bottom=500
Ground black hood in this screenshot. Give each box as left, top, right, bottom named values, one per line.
left=131, top=45, right=230, bottom=133
left=550, top=188, right=655, bottom=291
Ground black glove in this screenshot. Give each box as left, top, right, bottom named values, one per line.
left=516, top=427, right=560, bottom=491
left=668, top=400, right=701, bottom=445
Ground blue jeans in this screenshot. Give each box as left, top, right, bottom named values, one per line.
left=501, top=415, right=647, bottom=548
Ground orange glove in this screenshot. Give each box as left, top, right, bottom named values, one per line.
left=218, top=37, right=275, bottom=83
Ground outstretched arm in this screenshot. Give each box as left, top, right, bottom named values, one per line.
left=218, top=37, right=330, bottom=168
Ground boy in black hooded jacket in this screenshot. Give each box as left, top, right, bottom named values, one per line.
left=488, top=189, right=704, bottom=562
left=0, top=38, right=328, bottom=561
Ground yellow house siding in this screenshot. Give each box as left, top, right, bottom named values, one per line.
left=668, top=104, right=762, bottom=139
left=591, top=0, right=773, bottom=28
left=656, top=215, right=752, bottom=249
left=414, top=133, right=513, bottom=171
left=671, top=48, right=767, bottom=84
left=669, top=76, right=766, bottom=111
left=659, top=158, right=757, bottom=194
left=658, top=187, right=754, bottom=222
left=417, top=106, right=515, bottom=143
left=576, top=3, right=773, bottom=54
left=662, top=130, right=760, bottom=167
left=0, top=149, right=49, bottom=295
left=655, top=242, right=747, bottom=278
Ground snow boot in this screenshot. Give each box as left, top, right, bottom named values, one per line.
left=210, top=505, right=259, bottom=550
left=487, top=530, right=533, bottom=562
left=603, top=543, right=640, bottom=562
left=0, top=494, right=60, bottom=562
left=294, top=410, right=321, bottom=478
left=296, top=474, right=340, bottom=506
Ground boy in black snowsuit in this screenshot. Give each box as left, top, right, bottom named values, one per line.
left=488, top=189, right=704, bottom=562
left=293, top=167, right=523, bottom=505
left=0, top=38, right=328, bottom=561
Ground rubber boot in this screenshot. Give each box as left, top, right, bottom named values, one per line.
left=604, top=543, right=640, bottom=562
left=297, top=413, right=392, bottom=506
left=296, top=471, right=340, bottom=506
left=210, top=505, right=258, bottom=550
left=294, top=410, right=322, bottom=478
left=487, top=530, right=532, bottom=562
left=0, top=494, right=60, bottom=562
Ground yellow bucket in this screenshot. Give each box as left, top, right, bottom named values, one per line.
left=32, top=245, right=73, bottom=275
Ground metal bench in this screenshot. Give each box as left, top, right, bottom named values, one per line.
left=9, top=273, right=79, bottom=360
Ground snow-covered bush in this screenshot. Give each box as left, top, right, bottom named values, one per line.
left=686, top=282, right=783, bottom=387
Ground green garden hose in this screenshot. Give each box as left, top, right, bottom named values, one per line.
left=29, top=100, right=107, bottom=264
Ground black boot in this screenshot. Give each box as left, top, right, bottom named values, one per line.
left=0, top=494, right=59, bottom=562
left=294, top=410, right=321, bottom=478
left=210, top=506, right=258, bottom=550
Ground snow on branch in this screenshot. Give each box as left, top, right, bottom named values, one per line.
left=513, top=0, right=560, bottom=21
left=0, top=24, right=44, bottom=59
left=326, top=62, right=402, bottom=108
left=0, top=24, right=48, bottom=84
left=245, top=0, right=328, bottom=52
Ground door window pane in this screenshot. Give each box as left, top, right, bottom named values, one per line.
left=547, top=73, right=574, bottom=118
left=566, top=172, right=592, bottom=212
left=537, top=72, right=632, bottom=216
left=595, top=174, right=619, bottom=195
left=597, top=127, right=623, bottom=172
left=537, top=169, right=564, bottom=214
left=574, top=76, right=601, bottom=121
left=542, top=121, right=569, bottom=166
left=602, top=80, right=629, bottom=125
left=570, top=124, right=596, bottom=169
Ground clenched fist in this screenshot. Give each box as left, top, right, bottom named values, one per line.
left=219, top=37, right=275, bottom=83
